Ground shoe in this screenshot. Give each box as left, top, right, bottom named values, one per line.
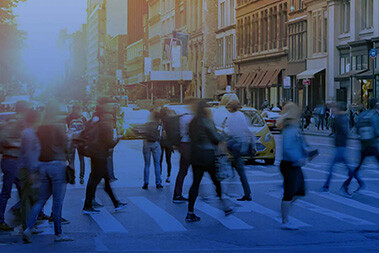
left=115, top=202, right=128, bottom=212
left=48, top=216, right=70, bottom=225
left=82, top=207, right=101, bottom=214
left=0, top=222, right=13, bottom=231
left=23, top=228, right=32, bottom=243
left=80, top=178, right=85, bottom=185
left=156, top=184, right=164, bottom=189
left=30, top=226, right=43, bottom=234
left=54, top=234, right=74, bottom=242
left=142, top=184, right=148, bottom=190
left=340, top=185, right=352, bottom=198
left=185, top=213, right=200, bottom=223
left=37, top=213, right=50, bottom=221
left=224, top=208, right=234, bottom=216
left=237, top=195, right=252, bottom=201
left=110, top=178, right=118, bottom=183
left=92, top=200, right=104, bottom=208
left=166, top=177, right=170, bottom=183
left=173, top=196, right=188, bottom=204
left=320, top=186, right=329, bottom=192
left=281, top=221, right=300, bottom=230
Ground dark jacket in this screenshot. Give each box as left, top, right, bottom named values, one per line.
left=91, top=114, right=118, bottom=159
left=0, top=114, right=25, bottom=158
left=189, top=116, right=221, bottom=168
left=37, top=124, right=68, bottom=162
left=333, top=113, right=349, bottom=147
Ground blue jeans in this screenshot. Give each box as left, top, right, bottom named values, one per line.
left=0, top=157, right=21, bottom=223
left=227, top=138, right=251, bottom=197
left=26, top=161, right=67, bottom=235
left=143, top=141, right=162, bottom=186
left=323, top=147, right=350, bottom=188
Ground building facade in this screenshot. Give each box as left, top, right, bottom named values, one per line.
left=235, top=0, right=288, bottom=108
left=215, top=0, right=236, bottom=95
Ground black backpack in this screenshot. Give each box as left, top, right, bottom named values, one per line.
left=76, top=120, right=99, bottom=157
left=143, top=122, right=161, bottom=142
left=164, top=115, right=184, bottom=147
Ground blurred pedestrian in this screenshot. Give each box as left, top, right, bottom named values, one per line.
left=304, top=106, right=312, bottom=129
left=82, top=99, right=126, bottom=214
left=66, top=104, right=86, bottom=185
left=277, top=102, right=307, bottom=230
left=186, top=100, right=232, bottom=223
left=224, top=100, right=253, bottom=201
left=23, top=100, right=72, bottom=243
left=321, top=102, right=350, bottom=192
left=316, top=103, right=326, bottom=130
left=0, top=100, right=28, bottom=231
left=159, top=107, right=174, bottom=183
left=342, top=98, right=379, bottom=195
left=141, top=111, right=163, bottom=190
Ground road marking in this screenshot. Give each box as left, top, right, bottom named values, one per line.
left=128, top=196, right=187, bottom=232
left=246, top=170, right=280, bottom=177
left=357, top=190, right=379, bottom=199
left=303, top=165, right=346, bottom=178
left=82, top=199, right=128, bottom=234
left=232, top=200, right=311, bottom=228
left=267, top=192, right=374, bottom=226
left=312, top=191, right=379, bottom=215
left=196, top=200, right=254, bottom=230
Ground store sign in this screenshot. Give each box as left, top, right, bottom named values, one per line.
left=283, top=76, right=291, bottom=89
left=303, top=79, right=311, bottom=86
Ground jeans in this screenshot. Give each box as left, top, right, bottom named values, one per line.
left=68, top=148, right=85, bottom=179
left=84, top=157, right=119, bottom=209
left=188, top=166, right=222, bottom=213
left=0, top=157, right=21, bottom=223
left=343, top=145, right=379, bottom=188
left=317, top=115, right=325, bottom=130
left=160, top=144, right=172, bottom=178
left=174, top=143, right=191, bottom=197
left=19, top=168, right=39, bottom=229
left=26, top=161, right=67, bottom=235
left=143, top=141, right=162, bottom=186
left=323, top=147, right=350, bottom=189
left=227, top=139, right=251, bottom=197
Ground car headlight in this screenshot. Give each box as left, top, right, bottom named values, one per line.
left=263, top=133, right=272, bottom=142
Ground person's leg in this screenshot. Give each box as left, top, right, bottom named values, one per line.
left=50, top=162, right=67, bottom=236
left=159, top=144, right=164, bottom=174
left=107, top=149, right=116, bottom=180
left=166, top=147, right=172, bottom=178
left=0, top=158, right=18, bottom=224
left=78, top=152, right=85, bottom=180
left=174, top=143, right=191, bottom=197
left=19, top=168, right=30, bottom=230
left=143, top=142, right=152, bottom=186
left=344, top=148, right=366, bottom=188
left=83, top=159, right=103, bottom=209
left=323, top=148, right=341, bottom=189
left=104, top=177, right=119, bottom=207
left=188, top=167, right=204, bottom=213
left=208, top=169, right=222, bottom=199
left=152, top=142, right=162, bottom=186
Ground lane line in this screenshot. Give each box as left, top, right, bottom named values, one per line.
left=196, top=200, right=254, bottom=230
left=303, top=166, right=346, bottom=178
left=232, top=200, right=311, bottom=228
left=267, top=192, right=374, bottom=226
left=128, top=196, right=187, bottom=232
left=312, top=191, right=379, bottom=215
left=357, top=190, right=379, bottom=199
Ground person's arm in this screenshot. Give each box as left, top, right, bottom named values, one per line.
left=205, top=119, right=221, bottom=145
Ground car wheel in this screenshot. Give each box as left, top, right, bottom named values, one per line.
left=265, top=159, right=275, bottom=165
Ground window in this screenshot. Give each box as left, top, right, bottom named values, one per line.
left=340, top=0, right=350, bottom=34
left=230, top=0, right=235, bottom=24
left=361, top=0, right=373, bottom=30
left=220, top=2, right=226, bottom=27
left=225, top=35, right=234, bottom=65
left=289, top=21, right=307, bottom=61
left=340, top=53, right=350, bottom=74
left=217, top=38, right=224, bottom=67
left=352, top=55, right=368, bottom=70
left=312, top=10, right=327, bottom=54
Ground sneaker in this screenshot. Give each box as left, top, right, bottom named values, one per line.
left=82, top=207, right=101, bottom=215
left=30, top=226, right=43, bottom=234
left=37, top=213, right=50, bottom=221
left=49, top=216, right=70, bottom=225
left=0, top=222, right=13, bottom=231
left=54, top=234, right=74, bottom=242
left=142, top=184, right=148, bottom=190
left=115, top=202, right=128, bottom=212
left=156, top=184, right=164, bottom=189
left=23, top=228, right=32, bottom=243
left=166, top=177, right=170, bottom=183
left=185, top=213, right=200, bottom=223
left=173, top=196, right=188, bottom=204
left=79, top=178, right=85, bottom=185
left=320, top=186, right=329, bottom=193
left=237, top=195, right=252, bottom=201
left=281, top=221, right=300, bottom=230
left=92, top=200, right=104, bottom=208
left=340, top=185, right=352, bottom=198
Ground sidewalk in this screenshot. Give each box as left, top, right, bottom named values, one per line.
left=301, top=124, right=359, bottom=139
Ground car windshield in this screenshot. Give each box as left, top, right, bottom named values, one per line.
left=242, top=110, right=265, bottom=127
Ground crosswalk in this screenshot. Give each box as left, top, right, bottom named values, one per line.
left=33, top=189, right=379, bottom=236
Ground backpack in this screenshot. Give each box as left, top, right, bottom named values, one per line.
left=143, top=122, right=161, bottom=142
left=164, top=114, right=186, bottom=147
left=76, top=119, right=99, bottom=157
left=358, top=113, right=375, bottom=143
left=69, top=118, right=84, bottom=132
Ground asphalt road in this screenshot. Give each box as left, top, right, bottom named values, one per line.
left=0, top=135, right=379, bottom=252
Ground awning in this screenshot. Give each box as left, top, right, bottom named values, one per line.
left=251, top=71, right=267, bottom=88
left=246, top=72, right=258, bottom=88
left=235, top=73, right=249, bottom=88
left=297, top=68, right=325, bottom=79
left=334, top=69, right=367, bottom=82
left=244, top=72, right=256, bottom=88
left=267, top=69, right=281, bottom=87
left=354, top=69, right=379, bottom=80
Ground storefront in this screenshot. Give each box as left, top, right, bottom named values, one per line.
left=297, top=68, right=326, bottom=109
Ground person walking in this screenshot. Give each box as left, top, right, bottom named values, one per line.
left=304, top=106, right=312, bottom=129
left=342, top=98, right=379, bottom=195
left=82, top=100, right=127, bottom=214
left=23, top=100, right=72, bottom=243
left=321, top=103, right=350, bottom=192
left=66, top=105, right=86, bottom=184
left=277, top=102, right=307, bottom=230
left=223, top=100, right=253, bottom=201
left=317, top=104, right=326, bottom=130
left=159, top=107, right=173, bottom=183
left=186, top=100, right=232, bottom=223
left=0, top=100, right=28, bottom=231
left=141, top=111, right=163, bottom=190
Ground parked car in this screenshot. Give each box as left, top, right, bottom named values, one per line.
left=261, top=108, right=281, bottom=132
left=118, top=107, right=151, bottom=140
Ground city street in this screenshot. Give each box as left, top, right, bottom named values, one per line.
left=0, top=134, right=379, bottom=252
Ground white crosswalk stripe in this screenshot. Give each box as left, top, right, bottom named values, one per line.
left=357, top=190, right=379, bottom=199
left=267, top=192, right=375, bottom=226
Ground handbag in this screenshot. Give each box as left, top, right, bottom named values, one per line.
left=66, top=165, right=75, bottom=184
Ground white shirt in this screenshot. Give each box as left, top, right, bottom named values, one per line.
left=224, top=111, right=251, bottom=139
left=180, top=114, right=194, bottom=143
